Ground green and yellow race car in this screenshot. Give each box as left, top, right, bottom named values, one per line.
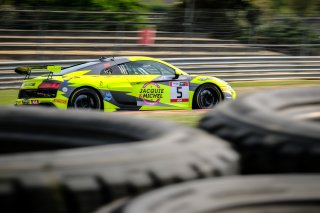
left=15, top=56, right=236, bottom=111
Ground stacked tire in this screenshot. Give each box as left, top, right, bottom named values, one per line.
left=98, top=175, right=320, bottom=213
left=0, top=107, right=238, bottom=213
left=199, top=87, right=320, bottom=174
left=95, top=87, right=320, bottom=213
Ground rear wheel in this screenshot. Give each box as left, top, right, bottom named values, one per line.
left=193, top=84, right=223, bottom=109
left=69, top=87, right=102, bottom=110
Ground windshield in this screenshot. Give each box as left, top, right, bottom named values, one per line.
left=53, top=61, right=99, bottom=75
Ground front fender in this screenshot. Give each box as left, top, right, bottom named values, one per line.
left=191, top=76, right=236, bottom=100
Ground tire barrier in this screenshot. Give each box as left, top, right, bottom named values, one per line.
left=97, top=175, right=320, bottom=213
left=0, top=107, right=238, bottom=213
left=199, top=87, right=320, bottom=174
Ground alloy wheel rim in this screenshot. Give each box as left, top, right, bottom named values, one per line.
left=199, top=88, right=219, bottom=108
left=74, top=94, right=97, bottom=109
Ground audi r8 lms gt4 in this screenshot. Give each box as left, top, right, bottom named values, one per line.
left=15, top=56, right=236, bottom=111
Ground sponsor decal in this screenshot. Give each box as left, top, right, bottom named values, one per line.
left=170, top=81, right=189, bottom=87
left=104, top=63, right=111, bottom=67
left=139, top=82, right=164, bottom=106
left=22, top=99, right=40, bottom=105
left=61, top=80, right=69, bottom=93
left=53, top=99, right=67, bottom=104
left=22, top=99, right=29, bottom=104
left=104, top=91, right=113, bottom=101
left=170, top=81, right=189, bottom=103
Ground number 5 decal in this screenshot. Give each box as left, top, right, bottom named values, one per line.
left=170, top=81, right=189, bottom=102
left=177, top=87, right=183, bottom=98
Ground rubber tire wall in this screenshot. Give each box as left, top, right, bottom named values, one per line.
left=0, top=107, right=238, bottom=213
left=99, top=175, right=320, bottom=213
left=199, top=87, right=320, bottom=174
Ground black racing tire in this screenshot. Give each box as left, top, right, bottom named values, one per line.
left=198, top=87, right=320, bottom=174
left=0, top=107, right=238, bottom=213
left=193, top=84, right=223, bottom=109
left=69, top=87, right=103, bottom=110
left=100, top=175, right=320, bottom=213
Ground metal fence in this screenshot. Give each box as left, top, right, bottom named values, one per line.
left=1, top=56, right=320, bottom=89
left=1, top=9, right=319, bottom=55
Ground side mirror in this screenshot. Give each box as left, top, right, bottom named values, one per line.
left=173, top=72, right=180, bottom=79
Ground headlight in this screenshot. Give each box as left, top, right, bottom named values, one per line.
left=226, top=83, right=233, bottom=91
left=220, top=79, right=233, bottom=91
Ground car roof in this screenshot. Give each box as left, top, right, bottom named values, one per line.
left=97, top=56, right=157, bottom=65
left=96, top=56, right=129, bottom=65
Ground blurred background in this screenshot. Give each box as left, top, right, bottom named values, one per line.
left=0, top=0, right=319, bottom=61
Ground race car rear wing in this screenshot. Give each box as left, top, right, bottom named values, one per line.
left=15, top=65, right=62, bottom=79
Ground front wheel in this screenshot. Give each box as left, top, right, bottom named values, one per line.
left=69, top=88, right=102, bottom=110
left=193, top=84, right=223, bottom=109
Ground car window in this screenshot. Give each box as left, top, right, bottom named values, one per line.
left=150, top=61, right=176, bottom=75
left=88, top=63, right=106, bottom=75
left=123, top=61, right=175, bottom=75
left=118, top=64, right=129, bottom=75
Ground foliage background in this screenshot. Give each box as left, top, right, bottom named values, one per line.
left=1, top=0, right=319, bottom=54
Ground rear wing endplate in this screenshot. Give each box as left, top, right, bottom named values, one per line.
left=15, top=65, right=62, bottom=79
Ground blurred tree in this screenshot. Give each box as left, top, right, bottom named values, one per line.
left=0, top=0, right=146, bottom=30
left=256, top=16, right=320, bottom=54
left=92, top=0, right=143, bottom=11
left=250, top=0, right=319, bottom=16
left=286, top=0, right=318, bottom=16
left=246, top=5, right=261, bottom=26
left=91, top=0, right=145, bottom=30
left=178, top=0, right=249, bottom=9
left=1, top=0, right=144, bottom=11
left=141, top=0, right=173, bottom=12
left=164, top=0, right=252, bottom=38
left=249, top=0, right=273, bottom=15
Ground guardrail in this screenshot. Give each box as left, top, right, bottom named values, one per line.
left=1, top=56, right=320, bottom=89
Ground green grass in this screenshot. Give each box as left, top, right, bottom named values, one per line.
left=0, top=89, right=18, bottom=105
left=230, top=80, right=320, bottom=87
left=129, top=111, right=204, bottom=127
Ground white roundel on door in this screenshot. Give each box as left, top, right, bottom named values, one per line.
left=170, top=81, right=189, bottom=102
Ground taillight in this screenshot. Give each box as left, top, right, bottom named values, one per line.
left=39, top=82, right=61, bottom=89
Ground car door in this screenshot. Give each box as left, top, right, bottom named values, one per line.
left=120, top=60, right=191, bottom=110
left=95, top=64, right=139, bottom=109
